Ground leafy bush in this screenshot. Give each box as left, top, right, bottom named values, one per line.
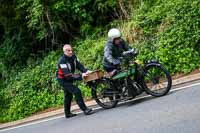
left=1, top=0, right=200, bottom=122
left=75, top=38, right=105, bottom=70
left=0, top=33, right=32, bottom=83
left=0, top=51, right=64, bottom=122
left=119, top=0, right=200, bottom=74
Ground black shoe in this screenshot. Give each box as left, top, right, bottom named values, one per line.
left=65, top=113, right=77, bottom=118
left=84, top=108, right=94, bottom=115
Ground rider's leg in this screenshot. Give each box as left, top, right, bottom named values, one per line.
left=103, top=65, right=118, bottom=77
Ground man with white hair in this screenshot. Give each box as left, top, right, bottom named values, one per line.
left=56, top=44, right=94, bottom=118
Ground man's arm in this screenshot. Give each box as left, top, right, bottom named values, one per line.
left=75, top=56, right=88, bottom=73
left=121, top=39, right=132, bottom=51
left=104, top=44, right=120, bottom=65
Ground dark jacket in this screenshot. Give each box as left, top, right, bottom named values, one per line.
left=56, top=54, right=87, bottom=82
left=102, top=38, right=132, bottom=67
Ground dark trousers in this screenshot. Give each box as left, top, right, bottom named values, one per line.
left=57, top=79, right=87, bottom=116
left=103, top=65, right=117, bottom=73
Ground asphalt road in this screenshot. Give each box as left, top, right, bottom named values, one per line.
left=1, top=81, right=200, bottom=133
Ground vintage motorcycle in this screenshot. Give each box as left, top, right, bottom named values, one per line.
left=86, top=49, right=172, bottom=109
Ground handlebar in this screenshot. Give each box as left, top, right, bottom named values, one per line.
left=119, top=49, right=139, bottom=64
left=122, top=49, right=138, bottom=57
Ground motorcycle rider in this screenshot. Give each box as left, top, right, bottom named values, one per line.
left=56, top=44, right=94, bottom=118
left=102, top=28, right=132, bottom=76
left=102, top=28, right=143, bottom=96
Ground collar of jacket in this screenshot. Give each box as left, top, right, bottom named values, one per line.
left=63, top=54, right=74, bottom=59
left=107, top=38, right=113, bottom=44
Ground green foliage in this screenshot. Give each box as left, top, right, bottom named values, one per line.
left=123, top=0, right=200, bottom=74
left=15, top=0, right=124, bottom=42
left=0, top=0, right=133, bottom=122
left=75, top=38, right=105, bottom=70
left=1, top=0, right=200, bottom=122
left=0, top=51, right=64, bottom=122
left=0, top=33, right=32, bottom=85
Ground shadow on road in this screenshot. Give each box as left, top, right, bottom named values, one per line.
left=92, top=90, right=179, bottom=114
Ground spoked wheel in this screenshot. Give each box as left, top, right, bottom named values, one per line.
left=142, top=64, right=172, bottom=97
left=91, top=79, right=119, bottom=109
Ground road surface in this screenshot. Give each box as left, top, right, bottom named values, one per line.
left=1, top=81, right=200, bottom=133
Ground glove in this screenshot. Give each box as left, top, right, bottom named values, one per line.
left=112, top=59, right=120, bottom=66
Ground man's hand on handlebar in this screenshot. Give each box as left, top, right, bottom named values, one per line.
left=122, top=48, right=138, bottom=57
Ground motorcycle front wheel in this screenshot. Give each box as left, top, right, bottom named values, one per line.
left=142, top=64, right=172, bottom=97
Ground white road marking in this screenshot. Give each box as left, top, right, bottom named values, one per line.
left=1, top=82, right=200, bottom=132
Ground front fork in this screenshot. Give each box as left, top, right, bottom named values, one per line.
left=134, top=62, right=143, bottom=83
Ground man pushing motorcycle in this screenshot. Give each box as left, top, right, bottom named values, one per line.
left=56, top=44, right=94, bottom=118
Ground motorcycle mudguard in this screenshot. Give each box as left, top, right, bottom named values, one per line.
left=144, top=60, right=161, bottom=68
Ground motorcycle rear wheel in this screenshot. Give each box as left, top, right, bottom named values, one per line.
left=91, top=79, right=119, bottom=109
